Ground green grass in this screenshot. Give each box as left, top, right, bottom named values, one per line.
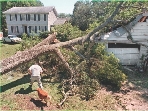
left=0, top=72, right=116, bottom=110
left=0, top=40, right=20, bottom=60
left=0, top=72, right=62, bottom=110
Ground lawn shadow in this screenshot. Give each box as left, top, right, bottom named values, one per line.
left=0, top=74, right=30, bottom=93
left=30, top=98, right=47, bottom=110
left=14, top=85, right=36, bottom=94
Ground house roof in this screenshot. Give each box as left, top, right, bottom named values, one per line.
left=53, top=18, right=69, bottom=25
left=100, top=13, right=145, bottom=40
left=3, top=6, right=57, bottom=14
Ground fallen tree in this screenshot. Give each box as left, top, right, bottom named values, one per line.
left=0, top=2, right=123, bottom=74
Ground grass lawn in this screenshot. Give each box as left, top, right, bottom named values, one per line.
left=0, top=72, right=62, bottom=110
left=0, top=72, right=116, bottom=110
left=0, top=40, right=21, bottom=60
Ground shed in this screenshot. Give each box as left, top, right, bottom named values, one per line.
left=98, top=13, right=148, bottom=65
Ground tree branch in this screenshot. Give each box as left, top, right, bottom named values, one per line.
left=0, top=2, right=123, bottom=74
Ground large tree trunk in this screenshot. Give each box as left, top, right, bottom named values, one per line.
left=0, top=2, right=123, bottom=74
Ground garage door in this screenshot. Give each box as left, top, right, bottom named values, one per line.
left=108, top=43, right=140, bottom=65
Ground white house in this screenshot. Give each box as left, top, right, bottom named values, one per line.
left=96, top=12, right=148, bottom=65
left=3, top=6, right=65, bottom=35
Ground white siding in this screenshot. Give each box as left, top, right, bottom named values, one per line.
left=108, top=48, right=140, bottom=65
left=100, top=15, right=148, bottom=65
left=48, top=10, right=57, bottom=31
left=5, top=12, right=57, bottom=35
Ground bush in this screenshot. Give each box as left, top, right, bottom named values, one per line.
left=90, top=43, right=127, bottom=88
left=17, top=33, right=41, bottom=51
left=39, top=31, right=50, bottom=39
left=53, top=23, right=83, bottom=42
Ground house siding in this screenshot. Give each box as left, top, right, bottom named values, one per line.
left=4, top=7, right=57, bottom=35
left=48, top=10, right=57, bottom=32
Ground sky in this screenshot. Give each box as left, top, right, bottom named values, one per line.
left=40, top=0, right=80, bottom=14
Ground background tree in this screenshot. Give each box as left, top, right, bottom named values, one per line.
left=58, top=13, right=71, bottom=18
left=1, top=0, right=43, bottom=36
left=71, top=1, right=148, bottom=32
left=71, top=1, right=92, bottom=31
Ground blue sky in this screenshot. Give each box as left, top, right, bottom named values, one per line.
left=40, top=0, right=80, bottom=14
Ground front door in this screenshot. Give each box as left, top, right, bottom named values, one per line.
left=24, top=26, right=27, bottom=34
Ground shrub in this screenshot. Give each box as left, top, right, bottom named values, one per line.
left=90, top=43, right=127, bottom=88
left=39, top=31, right=50, bottom=39
left=53, top=23, right=83, bottom=42
left=17, top=33, right=41, bottom=51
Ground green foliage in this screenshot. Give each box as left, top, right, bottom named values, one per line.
left=53, top=23, right=83, bottom=42
left=17, top=33, right=41, bottom=51
left=78, top=72, right=100, bottom=101
left=72, top=1, right=148, bottom=32
left=72, top=1, right=94, bottom=31
left=58, top=13, right=71, bottom=18
left=60, top=43, right=126, bottom=100
left=90, top=43, right=127, bottom=88
left=39, top=31, right=50, bottom=39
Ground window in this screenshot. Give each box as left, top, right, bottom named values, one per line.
left=11, top=26, right=13, bottom=32
left=11, top=26, right=19, bottom=33
left=29, top=26, right=31, bottom=33
left=26, top=14, right=30, bottom=21
left=108, top=43, right=140, bottom=50
left=35, top=26, right=37, bottom=33
left=38, top=14, right=40, bottom=21
left=10, top=14, right=11, bottom=21
left=39, top=26, right=40, bottom=31
left=34, top=14, right=36, bottom=21
left=15, top=14, right=17, bottom=21
left=44, top=14, right=46, bottom=21
left=28, top=14, right=30, bottom=21
left=20, top=14, right=22, bottom=21
left=41, top=26, right=44, bottom=31
left=26, top=14, right=27, bottom=21
left=17, top=26, right=19, bottom=33
left=21, top=14, right=25, bottom=20
left=31, top=26, right=34, bottom=32
left=45, top=26, right=47, bottom=31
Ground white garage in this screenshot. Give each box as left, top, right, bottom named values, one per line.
left=98, top=13, right=148, bottom=66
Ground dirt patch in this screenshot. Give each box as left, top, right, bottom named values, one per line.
left=1, top=94, right=60, bottom=110
left=112, top=81, right=148, bottom=110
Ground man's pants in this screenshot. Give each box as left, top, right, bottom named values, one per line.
left=30, top=76, right=43, bottom=89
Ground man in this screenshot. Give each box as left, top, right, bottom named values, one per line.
left=28, top=60, right=43, bottom=89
